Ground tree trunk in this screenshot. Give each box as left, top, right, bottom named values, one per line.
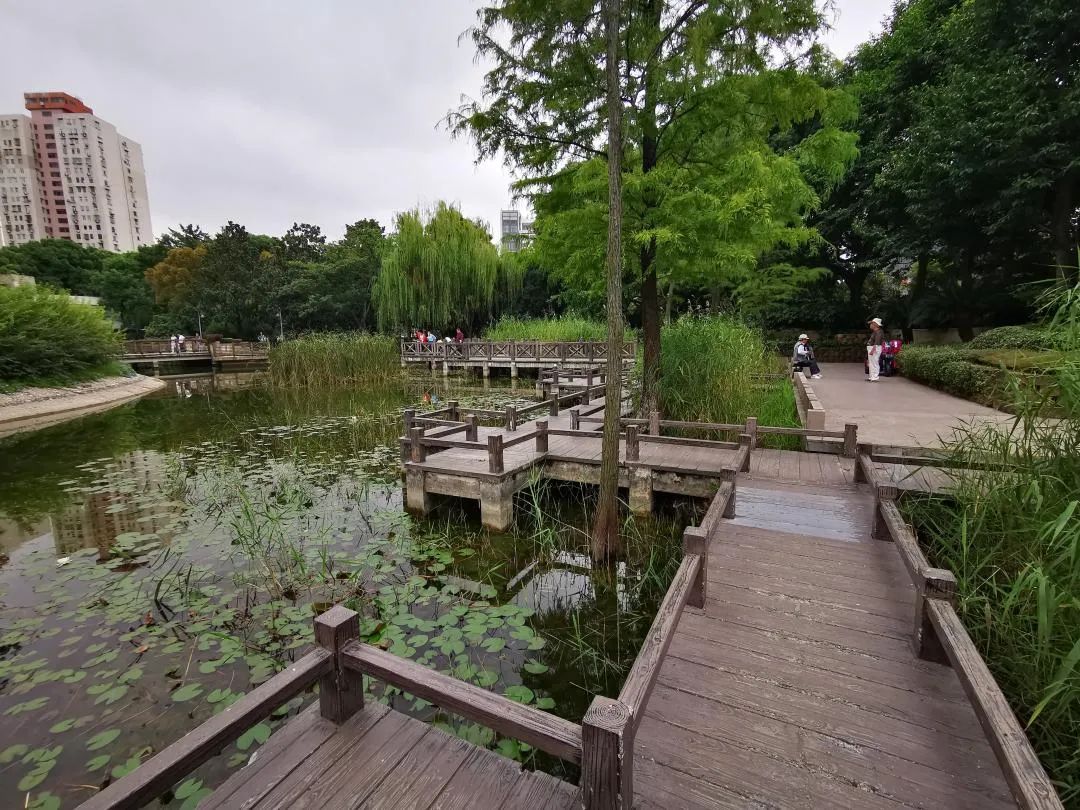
left=591, top=0, right=625, bottom=563
left=904, top=252, right=930, bottom=343
left=956, top=250, right=976, bottom=342
left=637, top=0, right=663, bottom=422
left=1051, top=175, right=1076, bottom=283
left=845, top=267, right=869, bottom=327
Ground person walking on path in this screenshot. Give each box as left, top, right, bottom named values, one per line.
left=792, top=334, right=822, bottom=378
left=170, top=334, right=178, bottom=355
left=866, top=318, right=884, bottom=382
left=177, top=333, right=186, bottom=354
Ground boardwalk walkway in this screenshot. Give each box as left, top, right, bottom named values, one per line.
left=633, top=472, right=1014, bottom=809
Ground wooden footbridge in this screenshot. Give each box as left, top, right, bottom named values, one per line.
left=122, top=339, right=268, bottom=373
left=400, top=339, right=636, bottom=377
left=77, top=389, right=1062, bottom=809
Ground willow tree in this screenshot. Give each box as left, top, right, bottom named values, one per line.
left=374, top=202, right=514, bottom=333
left=450, top=0, right=849, bottom=416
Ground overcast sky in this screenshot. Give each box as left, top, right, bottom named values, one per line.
left=0, top=0, right=893, bottom=244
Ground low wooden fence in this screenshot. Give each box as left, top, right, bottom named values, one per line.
left=855, top=445, right=1062, bottom=810
left=123, top=340, right=267, bottom=360
left=401, top=339, right=636, bottom=364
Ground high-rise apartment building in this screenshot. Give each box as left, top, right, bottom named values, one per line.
left=500, top=209, right=534, bottom=253
left=0, top=92, right=152, bottom=252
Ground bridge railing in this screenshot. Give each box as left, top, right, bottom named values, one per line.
left=856, top=444, right=1062, bottom=810
left=400, top=339, right=636, bottom=363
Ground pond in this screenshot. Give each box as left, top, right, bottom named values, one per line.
left=0, top=373, right=687, bottom=810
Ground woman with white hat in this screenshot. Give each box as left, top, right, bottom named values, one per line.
left=792, top=334, right=822, bottom=378
left=866, top=318, right=884, bottom=382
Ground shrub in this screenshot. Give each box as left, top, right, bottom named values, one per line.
left=0, top=284, right=121, bottom=384
left=268, top=332, right=399, bottom=387
left=969, top=325, right=1059, bottom=351
left=899, top=345, right=1008, bottom=407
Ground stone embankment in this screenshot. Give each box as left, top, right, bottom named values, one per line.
left=0, top=374, right=166, bottom=439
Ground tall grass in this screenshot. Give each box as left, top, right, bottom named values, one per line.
left=903, top=281, right=1080, bottom=803
left=268, top=332, right=399, bottom=387
left=0, top=284, right=122, bottom=386
left=658, top=316, right=799, bottom=443
left=484, top=314, right=634, bottom=343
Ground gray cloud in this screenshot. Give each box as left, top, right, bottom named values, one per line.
left=0, top=0, right=891, bottom=242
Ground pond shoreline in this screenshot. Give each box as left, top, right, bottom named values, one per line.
left=0, top=374, right=166, bottom=439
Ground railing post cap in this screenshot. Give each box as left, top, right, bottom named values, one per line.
left=314, top=605, right=359, bottom=638
left=583, top=695, right=632, bottom=731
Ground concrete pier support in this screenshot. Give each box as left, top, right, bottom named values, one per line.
left=483, top=363, right=490, bottom=379
left=404, top=468, right=432, bottom=516
left=479, top=481, right=514, bottom=531
left=510, top=362, right=518, bottom=378
left=442, top=361, right=449, bottom=376
left=629, top=467, right=654, bottom=515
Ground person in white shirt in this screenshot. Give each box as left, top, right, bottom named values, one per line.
left=792, top=334, right=822, bottom=378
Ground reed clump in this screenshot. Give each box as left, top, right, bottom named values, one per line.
left=657, top=316, right=798, bottom=444
left=268, top=332, right=400, bottom=387
left=484, top=314, right=634, bottom=343
left=903, top=281, right=1080, bottom=802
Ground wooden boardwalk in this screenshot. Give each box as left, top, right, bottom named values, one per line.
left=77, top=398, right=1061, bottom=810
left=633, top=474, right=1015, bottom=809
left=201, top=702, right=579, bottom=810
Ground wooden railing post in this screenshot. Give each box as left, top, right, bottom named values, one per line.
left=465, top=415, right=478, bottom=442
left=447, top=400, right=459, bottom=422
left=570, top=409, right=580, bottom=431
left=403, top=408, right=416, bottom=432
left=409, top=427, right=426, bottom=463
left=720, top=468, right=737, bottom=518
left=582, top=382, right=591, bottom=405
left=549, top=393, right=560, bottom=417
left=535, top=420, right=549, bottom=453
left=625, top=424, right=640, bottom=462
left=314, top=606, right=363, bottom=723
left=505, top=406, right=518, bottom=431
left=915, top=568, right=957, bottom=664
left=853, top=443, right=872, bottom=484
left=683, top=526, right=708, bottom=608
left=649, top=410, right=660, bottom=436
left=843, top=423, right=858, bottom=458
left=738, top=433, right=752, bottom=472
left=582, top=696, right=633, bottom=810
left=488, top=434, right=504, bottom=474
left=873, top=483, right=899, bottom=539
left=744, top=417, right=758, bottom=450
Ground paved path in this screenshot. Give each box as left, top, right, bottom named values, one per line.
left=812, top=362, right=1013, bottom=447
left=0, top=375, right=165, bottom=439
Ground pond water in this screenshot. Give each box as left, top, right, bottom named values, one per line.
left=0, top=373, right=686, bottom=809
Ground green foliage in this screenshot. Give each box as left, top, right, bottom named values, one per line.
left=374, top=203, right=514, bottom=333
left=0, top=285, right=122, bottom=384
left=969, top=325, right=1060, bottom=351
left=483, top=315, right=631, bottom=343
left=899, top=346, right=1008, bottom=407
left=903, top=286, right=1080, bottom=802
left=657, top=316, right=799, bottom=445
left=268, top=333, right=399, bottom=387
left=0, top=239, right=107, bottom=294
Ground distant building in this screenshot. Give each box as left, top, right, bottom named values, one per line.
left=0, top=92, right=152, bottom=252
left=500, top=209, right=534, bottom=253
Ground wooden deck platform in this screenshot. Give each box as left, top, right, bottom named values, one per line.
left=202, top=702, right=579, bottom=810
left=633, top=479, right=1016, bottom=809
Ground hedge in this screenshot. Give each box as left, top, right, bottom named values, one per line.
left=968, top=325, right=1059, bottom=351
left=899, top=345, right=1009, bottom=408
left=0, top=284, right=122, bottom=383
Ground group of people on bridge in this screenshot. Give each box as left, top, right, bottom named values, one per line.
left=413, top=327, right=466, bottom=344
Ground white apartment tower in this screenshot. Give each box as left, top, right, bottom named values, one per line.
left=0, top=114, right=48, bottom=245
left=0, top=92, right=152, bottom=252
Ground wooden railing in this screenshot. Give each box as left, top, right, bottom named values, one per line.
left=863, top=461, right=1063, bottom=809
left=75, top=650, right=332, bottom=810
left=122, top=340, right=268, bottom=360
left=400, top=339, right=636, bottom=363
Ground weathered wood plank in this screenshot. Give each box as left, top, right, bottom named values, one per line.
left=428, top=747, right=521, bottom=810
left=927, top=600, right=1064, bottom=809
left=77, top=650, right=332, bottom=810
left=358, top=726, right=472, bottom=810
left=342, top=643, right=583, bottom=763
